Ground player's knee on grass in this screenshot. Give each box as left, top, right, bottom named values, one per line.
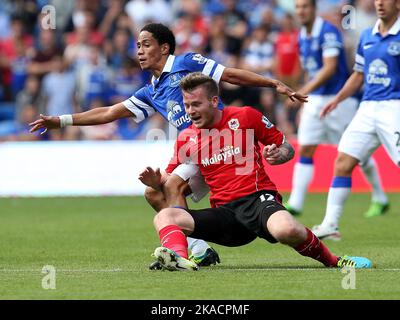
left=144, top=186, right=166, bottom=212
left=334, top=153, right=359, bottom=176
left=266, top=210, right=307, bottom=246
left=153, top=208, right=194, bottom=234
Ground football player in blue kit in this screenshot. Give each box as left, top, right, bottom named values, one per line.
left=29, top=23, right=307, bottom=268
left=284, top=0, right=388, bottom=226
left=313, top=0, right=400, bottom=239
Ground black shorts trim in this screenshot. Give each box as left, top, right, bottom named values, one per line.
left=187, top=190, right=286, bottom=247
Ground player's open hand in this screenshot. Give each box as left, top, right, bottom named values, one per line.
left=263, top=144, right=281, bottom=165
left=29, top=114, right=61, bottom=134
left=275, top=81, right=308, bottom=103
left=320, top=99, right=339, bottom=118
left=138, top=167, right=162, bottom=190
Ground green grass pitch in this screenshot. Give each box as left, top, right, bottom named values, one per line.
left=0, top=193, right=399, bottom=300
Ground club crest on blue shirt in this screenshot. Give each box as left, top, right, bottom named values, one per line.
left=228, top=118, right=240, bottom=131
left=169, top=73, right=182, bottom=87
left=388, top=41, right=400, bottom=56
left=192, top=54, right=208, bottom=64
left=167, top=100, right=183, bottom=121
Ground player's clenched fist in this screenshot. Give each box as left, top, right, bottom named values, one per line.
left=263, top=144, right=281, bottom=164
left=263, top=143, right=294, bottom=165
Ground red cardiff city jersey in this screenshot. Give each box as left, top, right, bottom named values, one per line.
left=166, top=107, right=285, bottom=207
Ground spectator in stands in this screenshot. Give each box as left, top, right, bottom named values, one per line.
left=16, top=74, right=45, bottom=118
left=173, top=12, right=208, bottom=55
left=275, top=13, right=301, bottom=136
left=125, top=0, right=173, bottom=29
left=63, top=0, right=103, bottom=33
left=109, top=57, right=144, bottom=104
left=65, top=10, right=104, bottom=47
left=221, top=0, right=248, bottom=55
left=106, top=28, right=135, bottom=70
left=0, top=13, right=34, bottom=101
left=41, top=54, right=79, bottom=140
left=27, top=29, right=64, bottom=79
left=9, top=0, right=39, bottom=36
left=240, top=25, right=275, bottom=78
left=99, top=0, right=126, bottom=40
left=79, top=98, right=118, bottom=140
left=0, top=104, right=43, bottom=141
left=0, top=75, right=44, bottom=140
left=75, top=45, right=111, bottom=109
left=64, top=24, right=92, bottom=69
left=108, top=56, right=152, bottom=140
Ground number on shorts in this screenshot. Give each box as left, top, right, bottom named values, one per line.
left=260, top=193, right=274, bottom=202
left=395, top=131, right=400, bottom=147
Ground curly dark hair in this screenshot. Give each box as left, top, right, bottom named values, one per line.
left=140, top=23, right=176, bottom=54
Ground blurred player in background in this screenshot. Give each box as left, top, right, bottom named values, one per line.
left=313, top=0, right=400, bottom=240
left=284, top=0, right=388, bottom=222
left=29, top=23, right=307, bottom=268
left=139, top=73, right=372, bottom=271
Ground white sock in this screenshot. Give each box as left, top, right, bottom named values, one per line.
left=187, top=237, right=210, bottom=257
left=322, top=177, right=352, bottom=229
left=288, top=159, right=314, bottom=211
left=360, top=157, right=388, bottom=204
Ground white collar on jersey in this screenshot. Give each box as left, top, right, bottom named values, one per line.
left=372, top=17, right=400, bottom=35
left=151, top=54, right=176, bottom=86
left=300, top=16, right=324, bottom=39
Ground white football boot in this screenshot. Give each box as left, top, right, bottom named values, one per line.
left=153, top=247, right=199, bottom=271
left=312, top=224, right=342, bottom=241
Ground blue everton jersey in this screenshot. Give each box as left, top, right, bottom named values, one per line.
left=354, top=18, right=400, bottom=101
left=122, top=53, right=225, bottom=131
left=299, top=16, right=349, bottom=95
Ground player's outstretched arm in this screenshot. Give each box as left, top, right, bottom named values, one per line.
left=221, top=67, right=308, bottom=103
left=263, top=142, right=295, bottom=165
left=29, top=102, right=133, bottom=134
left=320, top=71, right=364, bottom=118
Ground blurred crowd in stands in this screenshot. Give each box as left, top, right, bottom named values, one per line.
left=0, top=0, right=377, bottom=141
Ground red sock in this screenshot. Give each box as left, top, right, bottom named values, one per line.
left=159, top=225, right=188, bottom=259
left=295, top=228, right=339, bottom=267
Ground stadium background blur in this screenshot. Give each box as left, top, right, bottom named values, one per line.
left=0, top=0, right=377, bottom=142
left=1, top=0, right=399, bottom=196
left=1, top=1, right=400, bottom=301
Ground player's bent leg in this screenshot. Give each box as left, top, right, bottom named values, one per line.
left=265, top=210, right=338, bottom=267
left=265, top=210, right=372, bottom=268
left=164, top=169, right=219, bottom=267
left=266, top=210, right=308, bottom=246
left=285, top=145, right=318, bottom=216
left=152, top=208, right=198, bottom=271
left=312, top=152, right=360, bottom=240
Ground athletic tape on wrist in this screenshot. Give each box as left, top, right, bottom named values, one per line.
left=59, top=114, right=73, bottom=128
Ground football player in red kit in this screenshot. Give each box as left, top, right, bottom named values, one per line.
left=139, top=72, right=372, bottom=271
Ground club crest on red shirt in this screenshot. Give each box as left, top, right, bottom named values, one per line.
left=228, top=118, right=240, bottom=131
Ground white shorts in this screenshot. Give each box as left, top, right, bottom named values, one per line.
left=171, top=163, right=210, bottom=202
left=338, top=100, right=400, bottom=166
left=298, top=95, right=358, bottom=145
